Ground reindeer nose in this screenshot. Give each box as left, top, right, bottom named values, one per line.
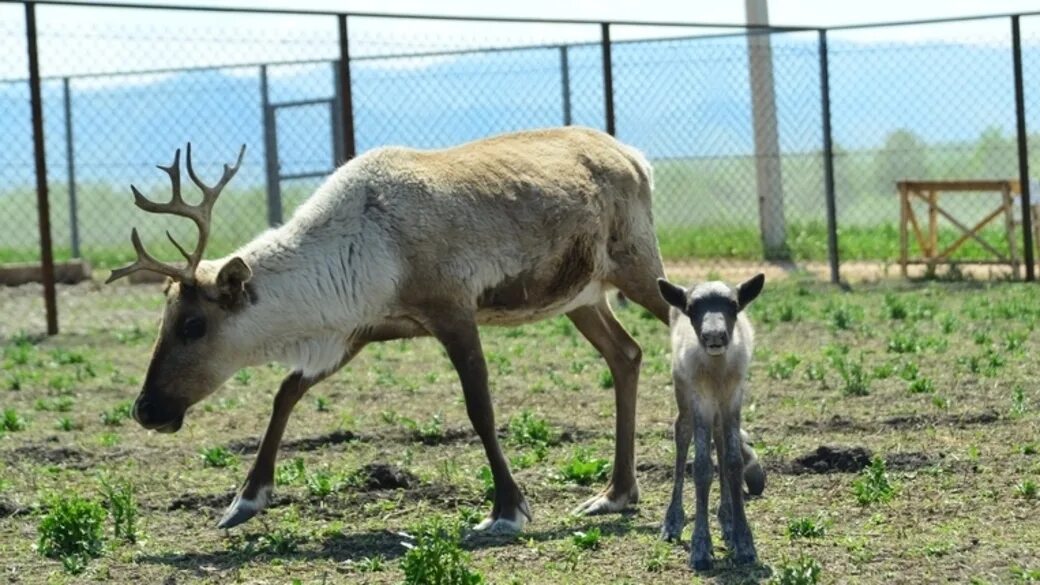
left=701, top=331, right=729, bottom=349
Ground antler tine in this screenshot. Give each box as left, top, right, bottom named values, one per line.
left=105, top=228, right=193, bottom=284
left=186, top=143, right=247, bottom=204
left=155, top=148, right=184, bottom=207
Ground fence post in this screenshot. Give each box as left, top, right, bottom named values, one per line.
left=819, top=30, right=840, bottom=284
left=62, top=76, right=79, bottom=259
left=26, top=2, right=58, bottom=335
left=336, top=14, right=356, bottom=161
left=331, top=61, right=344, bottom=165
left=559, top=45, right=572, bottom=126
left=600, top=23, right=615, bottom=136
left=1012, top=15, right=1036, bottom=282
left=259, top=64, right=282, bottom=226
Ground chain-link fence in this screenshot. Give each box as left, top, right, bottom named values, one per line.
left=3, top=2, right=1040, bottom=335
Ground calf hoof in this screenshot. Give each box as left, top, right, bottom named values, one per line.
left=217, top=486, right=270, bottom=530
left=744, top=460, right=766, bottom=497
left=660, top=505, right=685, bottom=542
left=690, top=556, right=713, bottom=572
left=732, top=547, right=758, bottom=566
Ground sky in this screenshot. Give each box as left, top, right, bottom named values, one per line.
left=5, top=0, right=1040, bottom=80
left=19, top=0, right=1039, bottom=28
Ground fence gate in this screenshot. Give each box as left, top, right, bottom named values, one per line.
left=260, top=62, right=345, bottom=226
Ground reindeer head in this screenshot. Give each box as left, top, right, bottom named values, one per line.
left=657, top=274, right=765, bottom=356
left=108, top=145, right=251, bottom=433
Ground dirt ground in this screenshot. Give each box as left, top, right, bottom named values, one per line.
left=1, top=276, right=1039, bottom=584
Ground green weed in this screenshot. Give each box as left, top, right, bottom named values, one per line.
left=200, top=447, right=237, bottom=468
left=37, top=494, right=106, bottom=574
left=401, top=517, right=484, bottom=585
left=786, top=516, right=827, bottom=539
left=507, top=410, right=553, bottom=448
left=771, top=554, right=822, bottom=585
left=1016, top=479, right=1038, bottom=500
left=100, top=402, right=133, bottom=426
left=1, top=408, right=27, bottom=432
left=571, top=527, right=602, bottom=550
left=99, top=477, right=138, bottom=544
left=558, top=449, right=610, bottom=486
left=908, top=377, right=935, bottom=395
left=853, top=457, right=896, bottom=505
left=768, top=354, right=801, bottom=380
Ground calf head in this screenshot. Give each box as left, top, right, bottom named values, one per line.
left=657, top=273, right=765, bottom=355
left=107, top=144, right=253, bottom=432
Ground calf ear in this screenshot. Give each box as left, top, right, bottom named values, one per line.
left=657, top=278, right=688, bottom=310
left=216, top=257, right=252, bottom=306
left=737, top=273, right=765, bottom=311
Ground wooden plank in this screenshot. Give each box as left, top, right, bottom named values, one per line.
left=0, top=260, right=91, bottom=287
left=897, top=180, right=1020, bottom=193
left=932, top=204, right=1008, bottom=261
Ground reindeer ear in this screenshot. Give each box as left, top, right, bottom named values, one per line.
left=216, top=257, right=252, bottom=304
left=657, top=278, right=688, bottom=310
left=737, top=273, right=765, bottom=311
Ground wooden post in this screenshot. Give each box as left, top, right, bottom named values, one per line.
left=899, top=183, right=908, bottom=277
left=26, top=1, right=58, bottom=335
left=745, top=0, right=787, bottom=259
left=1003, top=183, right=1020, bottom=279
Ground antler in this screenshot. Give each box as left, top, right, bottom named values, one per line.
left=106, top=143, right=247, bottom=285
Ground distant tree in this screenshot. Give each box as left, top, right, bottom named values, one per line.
left=873, top=129, right=928, bottom=194
left=969, top=126, right=1017, bottom=179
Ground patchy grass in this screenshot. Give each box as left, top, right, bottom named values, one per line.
left=1, top=279, right=1039, bottom=583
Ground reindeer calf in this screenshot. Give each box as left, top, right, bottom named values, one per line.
left=657, top=274, right=766, bottom=571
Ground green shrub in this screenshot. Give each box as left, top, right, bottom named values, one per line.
left=853, top=457, right=896, bottom=505
left=37, top=494, right=106, bottom=574
left=786, top=517, right=826, bottom=539
left=558, top=449, right=610, bottom=486
left=771, top=554, right=822, bottom=585
left=401, top=518, right=484, bottom=585
left=200, top=446, right=237, bottom=468
left=507, top=410, right=553, bottom=448
left=1, top=408, right=27, bottom=432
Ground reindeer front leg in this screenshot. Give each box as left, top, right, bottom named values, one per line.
left=218, top=341, right=363, bottom=529
left=219, top=372, right=314, bottom=528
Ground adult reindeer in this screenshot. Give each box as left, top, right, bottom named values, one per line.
left=108, top=127, right=723, bottom=533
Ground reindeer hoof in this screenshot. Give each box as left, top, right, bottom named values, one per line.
left=472, top=499, right=531, bottom=534
left=571, top=484, right=638, bottom=516
left=217, top=490, right=267, bottom=529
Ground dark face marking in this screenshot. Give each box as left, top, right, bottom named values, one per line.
left=657, top=274, right=765, bottom=356
left=688, top=292, right=739, bottom=355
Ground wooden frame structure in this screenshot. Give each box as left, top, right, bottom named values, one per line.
left=897, top=180, right=1024, bottom=278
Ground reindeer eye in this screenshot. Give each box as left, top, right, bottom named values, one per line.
left=180, top=316, right=206, bottom=341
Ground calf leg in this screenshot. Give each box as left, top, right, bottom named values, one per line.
left=714, top=424, right=735, bottom=549
left=661, top=377, right=695, bottom=541
left=568, top=301, right=643, bottom=516
left=721, top=413, right=757, bottom=565
left=426, top=312, right=529, bottom=533
left=690, top=411, right=715, bottom=571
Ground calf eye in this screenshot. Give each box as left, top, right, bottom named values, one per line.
left=180, top=316, right=207, bottom=341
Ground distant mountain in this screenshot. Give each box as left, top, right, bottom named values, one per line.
left=0, top=36, right=1033, bottom=187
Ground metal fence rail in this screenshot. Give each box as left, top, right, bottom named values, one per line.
left=2, top=0, right=1040, bottom=336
